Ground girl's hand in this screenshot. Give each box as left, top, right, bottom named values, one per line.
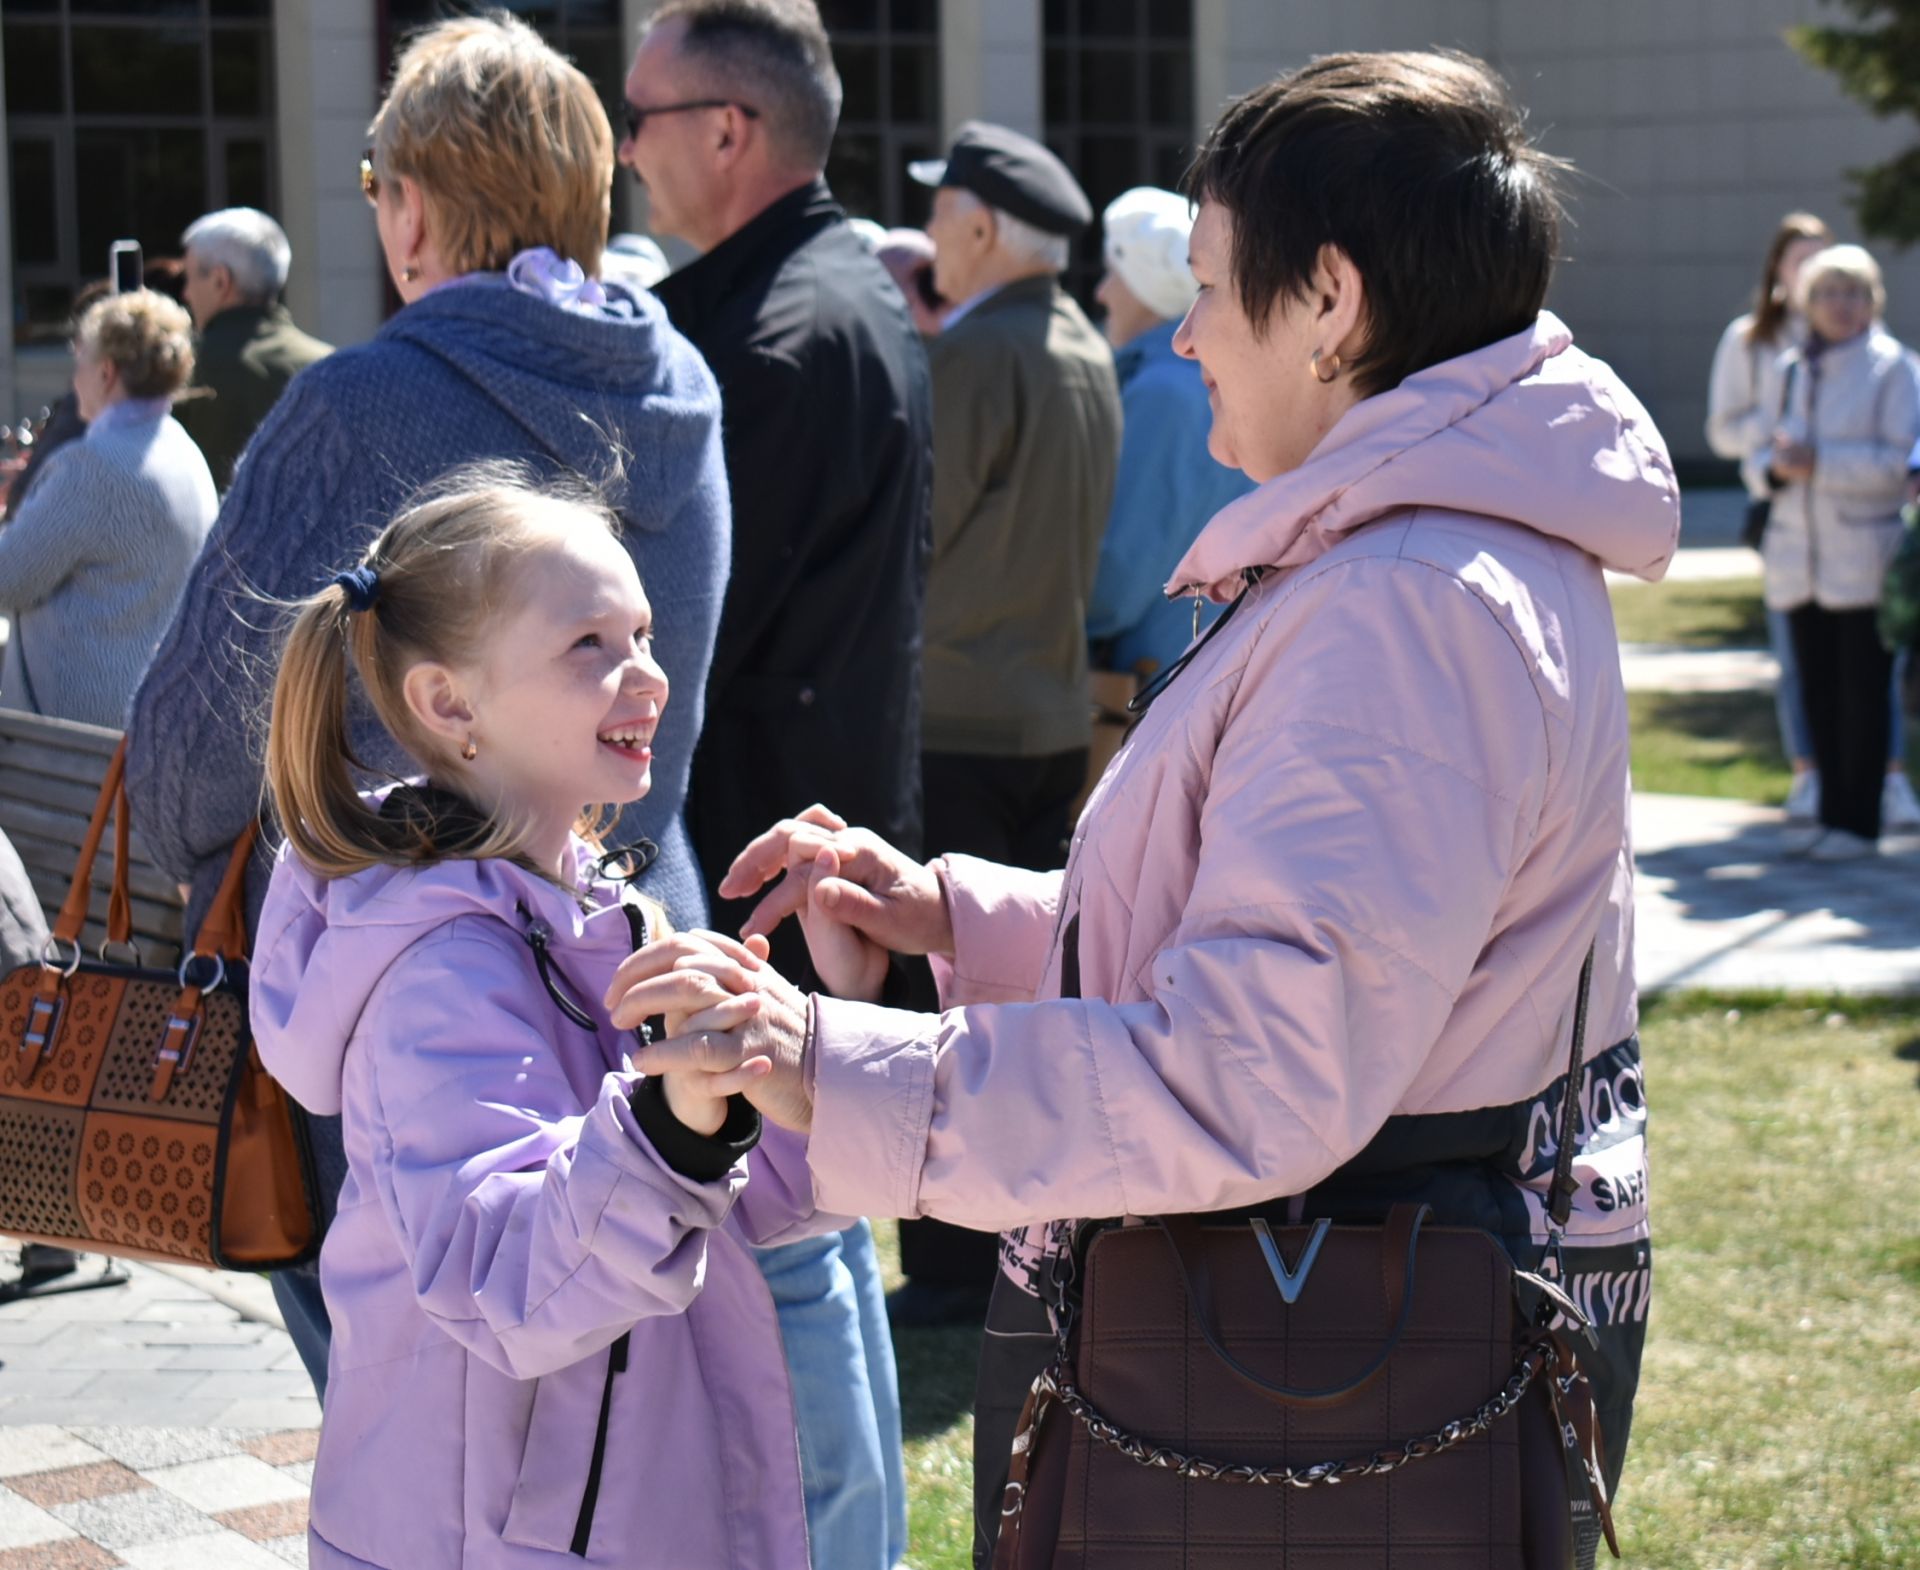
left=798, top=844, right=890, bottom=1002
left=604, top=931, right=766, bottom=1032
left=659, top=1063, right=755, bottom=1136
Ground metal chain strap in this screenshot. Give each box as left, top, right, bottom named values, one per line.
left=1040, top=1334, right=1559, bottom=1489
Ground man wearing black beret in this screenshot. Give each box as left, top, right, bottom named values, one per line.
left=892, top=122, right=1122, bottom=1328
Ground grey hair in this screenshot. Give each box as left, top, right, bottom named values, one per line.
left=180, top=207, right=292, bottom=304
left=648, top=0, right=841, bottom=172
left=950, top=190, right=1071, bottom=273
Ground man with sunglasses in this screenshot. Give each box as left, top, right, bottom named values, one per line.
left=619, top=6, right=930, bottom=1570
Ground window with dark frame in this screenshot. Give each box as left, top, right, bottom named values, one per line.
left=818, top=0, right=941, bottom=230
left=1042, top=0, right=1194, bottom=307
left=5, top=0, right=278, bottom=347
left=381, top=0, right=628, bottom=163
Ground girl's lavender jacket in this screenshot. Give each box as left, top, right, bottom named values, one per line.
left=251, top=839, right=825, bottom=1569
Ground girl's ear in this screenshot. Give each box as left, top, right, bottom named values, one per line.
left=401, top=660, right=474, bottom=753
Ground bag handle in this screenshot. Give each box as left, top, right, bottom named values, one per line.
left=48, top=739, right=134, bottom=956
left=147, top=821, right=257, bottom=1103
left=1155, top=1203, right=1429, bottom=1411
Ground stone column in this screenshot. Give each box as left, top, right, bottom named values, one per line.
left=940, top=0, right=1041, bottom=140
left=274, top=0, right=383, bottom=348
left=0, top=25, right=17, bottom=419
left=1192, top=0, right=1232, bottom=144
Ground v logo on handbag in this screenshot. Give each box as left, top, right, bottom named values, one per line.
left=1249, top=1216, right=1329, bottom=1306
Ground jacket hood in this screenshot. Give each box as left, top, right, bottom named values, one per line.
left=1170, top=312, right=1680, bottom=599
left=251, top=833, right=641, bottom=1117
left=375, top=284, right=719, bottom=530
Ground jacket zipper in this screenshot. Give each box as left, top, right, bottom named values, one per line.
left=569, top=1331, right=631, bottom=1556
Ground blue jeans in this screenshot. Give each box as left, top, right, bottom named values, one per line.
left=270, top=1264, right=332, bottom=1401
left=1770, top=606, right=1814, bottom=763
left=1772, top=606, right=1905, bottom=762
left=757, top=1222, right=906, bottom=1570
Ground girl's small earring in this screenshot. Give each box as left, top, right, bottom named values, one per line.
left=461, top=737, right=478, bottom=762
left=1310, top=347, right=1342, bottom=384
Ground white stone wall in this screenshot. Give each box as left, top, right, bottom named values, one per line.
left=1194, top=0, right=1920, bottom=465
left=275, top=0, right=383, bottom=351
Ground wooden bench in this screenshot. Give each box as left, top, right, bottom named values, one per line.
left=0, top=707, right=186, bottom=968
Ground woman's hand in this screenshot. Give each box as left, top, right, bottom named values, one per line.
left=721, top=804, right=955, bottom=964
left=1771, top=433, right=1816, bottom=481
left=603, top=931, right=774, bottom=1135
left=627, top=959, right=816, bottom=1133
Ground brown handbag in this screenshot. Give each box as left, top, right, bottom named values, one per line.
left=0, top=741, right=320, bottom=1270
left=994, top=953, right=1621, bottom=1569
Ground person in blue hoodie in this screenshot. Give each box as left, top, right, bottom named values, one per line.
left=125, top=14, right=729, bottom=1396
left=1087, top=187, right=1254, bottom=677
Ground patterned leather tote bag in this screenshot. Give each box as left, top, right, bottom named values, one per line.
left=0, top=741, right=320, bottom=1270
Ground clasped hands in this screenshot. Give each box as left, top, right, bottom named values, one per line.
left=604, top=806, right=952, bottom=1137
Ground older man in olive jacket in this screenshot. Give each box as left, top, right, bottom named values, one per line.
left=895, top=123, right=1121, bottom=1322
left=177, top=208, right=332, bottom=490
left=915, top=124, right=1121, bottom=869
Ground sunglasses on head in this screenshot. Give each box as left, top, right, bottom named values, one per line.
left=621, top=98, right=760, bottom=141
left=360, top=147, right=378, bottom=204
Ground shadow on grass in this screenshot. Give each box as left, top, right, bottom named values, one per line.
left=1893, top=1034, right=1920, bottom=1091
left=892, top=1320, right=982, bottom=1440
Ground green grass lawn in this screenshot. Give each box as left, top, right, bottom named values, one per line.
left=1628, top=688, right=1793, bottom=804
left=1610, top=576, right=1769, bottom=649
left=882, top=997, right=1920, bottom=1569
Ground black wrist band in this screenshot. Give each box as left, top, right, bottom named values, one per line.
left=630, top=1079, right=762, bottom=1181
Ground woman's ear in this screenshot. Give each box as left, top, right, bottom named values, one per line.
left=401, top=660, right=474, bottom=753
left=395, top=175, right=430, bottom=268
left=1313, top=243, right=1368, bottom=364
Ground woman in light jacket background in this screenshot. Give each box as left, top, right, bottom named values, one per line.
left=0, top=291, right=215, bottom=726
left=1707, top=212, right=1829, bottom=815
left=1745, top=244, right=1920, bottom=858
left=1708, top=214, right=1919, bottom=829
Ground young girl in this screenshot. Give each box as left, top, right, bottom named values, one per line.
left=250, top=468, right=823, bottom=1569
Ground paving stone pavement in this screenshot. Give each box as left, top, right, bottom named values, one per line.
left=0, top=1254, right=316, bottom=1567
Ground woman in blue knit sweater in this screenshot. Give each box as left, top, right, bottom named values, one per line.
left=125, top=15, right=730, bottom=1395
left=0, top=290, right=216, bottom=726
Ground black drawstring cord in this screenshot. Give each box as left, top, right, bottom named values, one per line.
left=1126, top=568, right=1266, bottom=719
left=595, top=837, right=659, bottom=884
left=519, top=903, right=599, bottom=1032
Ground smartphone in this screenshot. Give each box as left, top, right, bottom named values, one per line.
left=109, top=240, right=142, bottom=294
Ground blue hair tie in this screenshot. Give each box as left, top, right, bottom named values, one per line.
left=334, top=565, right=381, bottom=613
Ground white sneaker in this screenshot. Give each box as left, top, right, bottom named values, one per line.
left=1807, top=828, right=1879, bottom=862
left=1882, top=772, right=1920, bottom=830
left=1782, top=823, right=1827, bottom=857
left=1785, top=771, right=1820, bottom=821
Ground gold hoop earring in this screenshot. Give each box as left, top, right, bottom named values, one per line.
left=401, top=265, right=420, bottom=283
left=461, top=737, right=477, bottom=762
left=1310, top=348, right=1342, bottom=384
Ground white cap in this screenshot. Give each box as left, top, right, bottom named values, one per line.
left=601, top=233, right=671, bottom=292
left=1101, top=187, right=1199, bottom=321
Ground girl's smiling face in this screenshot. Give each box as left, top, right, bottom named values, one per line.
left=404, top=526, right=667, bottom=874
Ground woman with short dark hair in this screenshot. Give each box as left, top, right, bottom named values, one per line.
left=627, top=49, right=1675, bottom=1563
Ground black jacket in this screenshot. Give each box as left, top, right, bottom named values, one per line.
left=655, top=180, right=933, bottom=969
